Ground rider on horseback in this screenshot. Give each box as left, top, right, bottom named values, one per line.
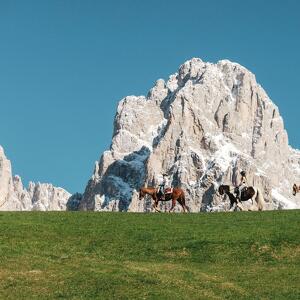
left=158, top=173, right=169, bottom=200
left=235, top=170, right=247, bottom=201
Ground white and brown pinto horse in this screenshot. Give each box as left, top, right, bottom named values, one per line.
left=139, top=187, right=189, bottom=212
left=292, top=184, right=300, bottom=196
left=218, top=184, right=265, bottom=211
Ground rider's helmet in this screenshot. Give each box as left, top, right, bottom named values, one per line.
left=162, top=173, right=168, bottom=177
left=240, top=170, right=246, bottom=177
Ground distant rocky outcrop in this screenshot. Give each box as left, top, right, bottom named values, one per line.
left=80, top=58, right=300, bottom=212
left=0, top=146, right=71, bottom=211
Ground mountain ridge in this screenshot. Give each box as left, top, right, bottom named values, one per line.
left=80, top=58, right=300, bottom=212
left=0, top=146, right=71, bottom=211
left=1, top=58, right=300, bottom=211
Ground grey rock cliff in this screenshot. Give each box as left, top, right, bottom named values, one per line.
left=0, top=146, right=71, bottom=211
left=80, top=58, right=300, bottom=212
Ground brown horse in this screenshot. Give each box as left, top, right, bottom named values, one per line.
left=293, top=184, right=300, bottom=196
left=139, top=187, right=189, bottom=212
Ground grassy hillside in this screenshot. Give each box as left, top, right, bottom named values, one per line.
left=0, top=210, right=299, bottom=299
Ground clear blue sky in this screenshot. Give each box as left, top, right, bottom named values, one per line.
left=0, top=0, right=299, bottom=193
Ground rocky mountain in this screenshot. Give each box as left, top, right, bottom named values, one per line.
left=0, top=146, right=71, bottom=211
left=80, top=58, right=300, bottom=212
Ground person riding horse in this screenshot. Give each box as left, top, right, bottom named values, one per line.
left=158, top=173, right=169, bottom=200
left=235, top=170, right=247, bottom=201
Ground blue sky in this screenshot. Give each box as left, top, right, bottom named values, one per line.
left=0, top=0, right=299, bottom=193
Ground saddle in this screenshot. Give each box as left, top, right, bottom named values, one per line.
left=157, top=187, right=173, bottom=199
left=165, top=187, right=173, bottom=195
left=234, top=186, right=248, bottom=195
left=156, top=187, right=173, bottom=194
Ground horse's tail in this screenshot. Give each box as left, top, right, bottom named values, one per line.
left=255, top=188, right=265, bottom=211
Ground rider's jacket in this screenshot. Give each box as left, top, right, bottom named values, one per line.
left=158, top=176, right=169, bottom=188
left=162, top=176, right=169, bottom=187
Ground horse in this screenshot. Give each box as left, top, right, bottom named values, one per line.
left=139, top=187, right=189, bottom=212
left=292, top=183, right=300, bottom=196
left=218, top=184, right=264, bottom=211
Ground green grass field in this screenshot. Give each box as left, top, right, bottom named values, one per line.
left=0, top=210, right=299, bottom=300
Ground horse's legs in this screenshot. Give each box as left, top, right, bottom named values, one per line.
left=229, top=197, right=237, bottom=211
left=250, top=197, right=256, bottom=210
left=177, top=198, right=185, bottom=213
left=236, top=197, right=245, bottom=211
left=181, top=195, right=189, bottom=213
left=230, top=202, right=236, bottom=211
left=152, top=196, right=160, bottom=212
left=229, top=199, right=233, bottom=211
left=233, top=198, right=241, bottom=211
left=151, top=202, right=156, bottom=211
left=181, top=196, right=189, bottom=213
left=169, top=198, right=176, bottom=213
left=236, top=201, right=245, bottom=211
left=155, top=200, right=161, bottom=212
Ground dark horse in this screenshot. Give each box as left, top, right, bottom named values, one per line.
left=293, top=183, right=300, bottom=196
left=139, top=187, right=189, bottom=212
left=218, top=185, right=264, bottom=211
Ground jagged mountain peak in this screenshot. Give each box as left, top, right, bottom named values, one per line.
left=0, top=145, right=71, bottom=211
left=80, top=58, right=300, bottom=212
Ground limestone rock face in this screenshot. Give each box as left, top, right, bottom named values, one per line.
left=0, top=146, right=71, bottom=211
left=81, top=58, right=300, bottom=211
left=28, top=182, right=71, bottom=211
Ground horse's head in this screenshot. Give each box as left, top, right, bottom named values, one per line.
left=218, top=185, right=229, bottom=196
left=139, top=188, right=145, bottom=200
left=139, top=187, right=156, bottom=200
left=218, top=185, right=224, bottom=195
